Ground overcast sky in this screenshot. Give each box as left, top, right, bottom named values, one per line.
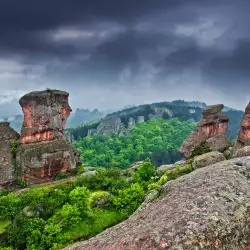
left=0, top=0, right=250, bottom=115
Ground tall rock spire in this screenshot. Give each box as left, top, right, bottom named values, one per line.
left=17, top=89, right=78, bottom=184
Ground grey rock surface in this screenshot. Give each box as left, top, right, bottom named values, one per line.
left=233, top=146, right=250, bottom=158
left=64, top=157, right=250, bottom=250
left=192, top=151, right=226, bottom=169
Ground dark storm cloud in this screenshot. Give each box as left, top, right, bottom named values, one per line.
left=0, top=0, right=250, bottom=111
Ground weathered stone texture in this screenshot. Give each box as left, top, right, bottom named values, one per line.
left=234, top=102, right=250, bottom=150
left=0, top=122, right=20, bottom=184
left=179, top=104, right=230, bottom=158
left=19, top=90, right=71, bottom=144
left=64, top=157, right=250, bottom=250
left=192, top=151, right=226, bottom=169
left=17, top=90, right=77, bottom=184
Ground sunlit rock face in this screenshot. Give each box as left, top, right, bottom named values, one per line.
left=234, top=102, right=250, bottom=150
left=0, top=122, right=20, bottom=185
left=17, top=90, right=78, bottom=184
left=179, top=104, right=230, bottom=159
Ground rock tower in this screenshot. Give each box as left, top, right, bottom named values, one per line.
left=179, top=104, right=231, bottom=159
left=234, top=102, right=250, bottom=150
left=16, top=89, right=78, bottom=184
left=0, top=122, right=20, bottom=185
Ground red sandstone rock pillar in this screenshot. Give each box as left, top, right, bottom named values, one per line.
left=19, top=90, right=71, bottom=144
left=179, top=104, right=230, bottom=159
left=17, top=89, right=78, bottom=185
left=234, top=102, right=250, bottom=150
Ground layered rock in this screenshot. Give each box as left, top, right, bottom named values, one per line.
left=0, top=122, right=20, bottom=185
left=64, top=157, right=250, bottom=250
left=179, top=104, right=230, bottom=159
left=19, top=90, right=71, bottom=144
left=234, top=102, right=250, bottom=150
left=16, top=90, right=78, bottom=184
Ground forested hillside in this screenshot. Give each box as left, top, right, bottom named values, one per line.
left=75, top=118, right=195, bottom=168
left=67, top=101, right=243, bottom=141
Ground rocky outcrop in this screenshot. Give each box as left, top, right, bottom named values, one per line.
left=19, top=90, right=71, bottom=144
left=179, top=104, right=230, bottom=159
left=97, top=116, right=125, bottom=136
left=233, top=146, right=250, bottom=158
left=0, top=122, right=20, bottom=185
left=192, top=151, right=226, bottom=169
left=234, top=102, right=250, bottom=150
left=16, top=90, right=78, bottom=185
left=64, top=157, right=250, bottom=250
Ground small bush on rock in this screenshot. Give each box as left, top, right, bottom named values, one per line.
left=110, top=183, right=144, bottom=215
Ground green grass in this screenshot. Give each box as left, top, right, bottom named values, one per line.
left=68, top=209, right=127, bottom=241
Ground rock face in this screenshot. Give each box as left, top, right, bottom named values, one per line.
left=64, top=157, right=250, bottom=250
left=97, top=116, right=125, bottom=136
left=19, top=90, right=71, bottom=144
left=179, top=104, right=230, bottom=159
left=234, top=102, right=250, bottom=150
left=192, top=151, right=226, bottom=169
left=233, top=146, right=250, bottom=158
left=16, top=90, right=78, bottom=184
left=0, top=122, right=20, bottom=185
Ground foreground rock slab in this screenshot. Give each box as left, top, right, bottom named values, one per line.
left=64, top=157, right=250, bottom=250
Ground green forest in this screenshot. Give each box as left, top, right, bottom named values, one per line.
left=75, top=118, right=195, bottom=168
left=0, top=160, right=193, bottom=250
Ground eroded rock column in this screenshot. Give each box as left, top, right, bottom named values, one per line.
left=234, top=102, right=250, bottom=150
left=17, top=90, right=78, bottom=184
left=179, top=104, right=230, bottom=159
left=0, top=122, right=20, bottom=185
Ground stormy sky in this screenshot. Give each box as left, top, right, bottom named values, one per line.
left=0, top=0, right=250, bottom=115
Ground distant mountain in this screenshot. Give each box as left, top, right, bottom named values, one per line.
left=67, top=100, right=244, bottom=141
left=66, top=108, right=107, bottom=128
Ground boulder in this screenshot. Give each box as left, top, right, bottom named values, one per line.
left=206, top=134, right=232, bottom=152
left=179, top=104, right=229, bottom=159
left=233, top=146, right=250, bottom=158
left=156, top=164, right=175, bottom=174
left=64, top=157, right=250, bottom=250
left=192, top=151, right=226, bottom=169
left=80, top=170, right=97, bottom=177
left=202, top=104, right=224, bottom=117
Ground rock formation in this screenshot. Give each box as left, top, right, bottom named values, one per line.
left=0, top=122, right=20, bottom=185
left=234, top=102, right=250, bottom=150
left=16, top=90, right=78, bottom=184
left=179, top=104, right=230, bottom=159
left=64, top=157, right=250, bottom=250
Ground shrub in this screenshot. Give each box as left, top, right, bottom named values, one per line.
left=49, top=204, right=81, bottom=229
left=135, top=160, right=156, bottom=182
left=69, top=187, right=91, bottom=214
left=147, top=182, right=162, bottom=191
left=54, top=172, right=69, bottom=181
left=158, top=175, right=168, bottom=185
left=110, top=183, right=144, bottom=215
left=90, top=191, right=109, bottom=207
left=0, top=193, right=21, bottom=220
left=17, top=178, right=28, bottom=188
left=76, top=165, right=85, bottom=176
